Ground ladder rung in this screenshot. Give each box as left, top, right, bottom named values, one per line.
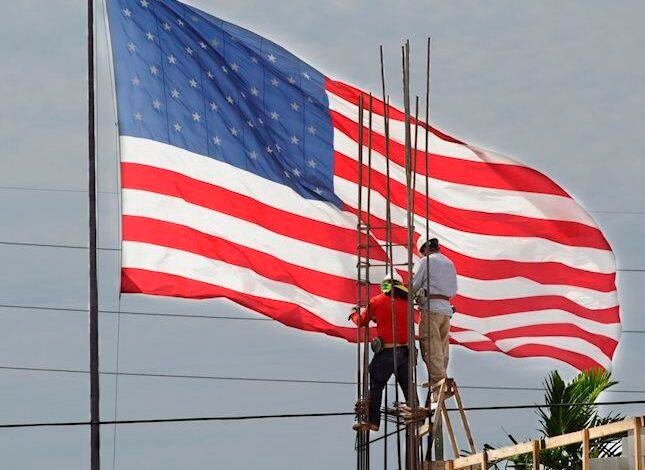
left=357, top=225, right=412, bottom=231
left=357, top=262, right=409, bottom=267
left=357, top=242, right=409, bottom=248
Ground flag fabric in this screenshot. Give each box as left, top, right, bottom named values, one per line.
left=106, top=0, right=620, bottom=371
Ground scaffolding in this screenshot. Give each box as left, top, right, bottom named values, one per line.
left=352, top=39, right=474, bottom=470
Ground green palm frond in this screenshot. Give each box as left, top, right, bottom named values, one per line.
left=499, top=368, right=622, bottom=470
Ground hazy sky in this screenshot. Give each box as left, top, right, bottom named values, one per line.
left=1, top=1, right=644, bottom=468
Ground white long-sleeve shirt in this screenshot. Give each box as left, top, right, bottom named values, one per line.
left=412, top=251, right=458, bottom=316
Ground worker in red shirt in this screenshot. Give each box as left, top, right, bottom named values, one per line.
left=350, top=273, right=414, bottom=431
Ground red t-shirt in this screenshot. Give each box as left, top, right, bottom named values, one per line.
left=355, top=293, right=410, bottom=344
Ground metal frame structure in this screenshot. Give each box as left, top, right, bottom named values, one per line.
left=353, top=38, right=476, bottom=470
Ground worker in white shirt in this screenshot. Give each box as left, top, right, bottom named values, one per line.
left=412, top=236, right=458, bottom=388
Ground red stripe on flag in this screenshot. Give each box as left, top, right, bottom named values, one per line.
left=482, top=323, right=618, bottom=358
left=122, top=268, right=360, bottom=342
left=331, top=110, right=569, bottom=197
left=123, top=215, right=379, bottom=304
left=334, top=151, right=610, bottom=250
left=451, top=338, right=604, bottom=370
left=503, top=344, right=604, bottom=371
left=326, top=79, right=463, bottom=144
left=453, top=295, right=620, bottom=324
left=121, top=162, right=385, bottom=260
left=442, top=246, right=617, bottom=293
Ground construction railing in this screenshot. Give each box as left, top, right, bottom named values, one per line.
left=438, top=416, right=643, bottom=470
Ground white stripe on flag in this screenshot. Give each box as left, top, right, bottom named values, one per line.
left=123, top=188, right=365, bottom=280
left=120, top=136, right=357, bottom=231
left=122, top=241, right=355, bottom=325
left=333, top=177, right=616, bottom=274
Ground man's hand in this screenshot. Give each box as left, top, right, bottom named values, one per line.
left=348, top=306, right=360, bottom=325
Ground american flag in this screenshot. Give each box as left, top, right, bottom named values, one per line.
left=106, top=0, right=620, bottom=371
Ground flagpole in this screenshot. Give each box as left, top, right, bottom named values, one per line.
left=87, top=0, right=101, bottom=469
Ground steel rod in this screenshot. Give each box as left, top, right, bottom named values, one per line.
left=87, top=0, right=100, bottom=469
left=402, top=39, right=419, bottom=470
left=380, top=45, right=403, bottom=470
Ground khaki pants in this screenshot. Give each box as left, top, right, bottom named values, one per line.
left=419, top=311, right=450, bottom=386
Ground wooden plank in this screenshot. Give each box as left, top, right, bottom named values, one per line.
left=480, top=450, right=488, bottom=470
left=582, top=428, right=590, bottom=470
left=532, top=440, right=540, bottom=469
left=634, top=417, right=643, bottom=470
left=486, top=442, right=534, bottom=461
left=442, top=404, right=460, bottom=458
left=588, top=418, right=637, bottom=440
left=544, top=430, right=584, bottom=449
left=452, top=454, right=481, bottom=469
left=452, top=383, right=476, bottom=454
left=431, top=382, right=448, bottom=447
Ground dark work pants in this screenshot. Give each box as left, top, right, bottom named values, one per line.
left=368, top=346, right=412, bottom=427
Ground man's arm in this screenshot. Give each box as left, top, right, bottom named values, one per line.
left=349, top=299, right=375, bottom=326
left=411, top=258, right=427, bottom=293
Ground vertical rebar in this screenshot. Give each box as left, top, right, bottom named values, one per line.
left=355, top=94, right=367, bottom=470
left=380, top=45, right=403, bottom=470
left=402, top=39, right=419, bottom=470
left=361, top=93, right=374, bottom=470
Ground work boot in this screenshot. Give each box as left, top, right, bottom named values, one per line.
left=353, top=422, right=379, bottom=432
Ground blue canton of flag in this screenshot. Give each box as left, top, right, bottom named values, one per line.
left=107, top=0, right=338, bottom=204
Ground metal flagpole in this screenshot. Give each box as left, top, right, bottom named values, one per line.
left=87, top=0, right=101, bottom=469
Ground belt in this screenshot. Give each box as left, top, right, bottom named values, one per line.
left=383, top=343, right=408, bottom=349
left=428, top=294, right=451, bottom=301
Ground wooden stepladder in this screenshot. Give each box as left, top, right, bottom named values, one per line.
left=420, top=378, right=476, bottom=461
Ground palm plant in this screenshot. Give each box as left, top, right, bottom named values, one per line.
left=506, top=368, right=623, bottom=469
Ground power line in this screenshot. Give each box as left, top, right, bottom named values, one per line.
left=0, top=241, right=643, bottom=273
left=5, top=303, right=645, bottom=332
left=2, top=400, right=645, bottom=431
left=0, top=185, right=117, bottom=195
left=2, top=364, right=645, bottom=395
left=592, top=210, right=645, bottom=215
left=0, top=412, right=354, bottom=429
left=0, top=303, right=271, bottom=322
left=1, top=184, right=643, bottom=218
left=0, top=241, right=119, bottom=251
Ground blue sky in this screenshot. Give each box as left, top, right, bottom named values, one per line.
left=0, top=0, right=644, bottom=468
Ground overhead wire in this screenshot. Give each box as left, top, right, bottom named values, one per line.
left=4, top=364, right=645, bottom=395
left=1, top=399, right=644, bottom=432
left=0, top=412, right=355, bottom=430
left=0, top=183, right=643, bottom=219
